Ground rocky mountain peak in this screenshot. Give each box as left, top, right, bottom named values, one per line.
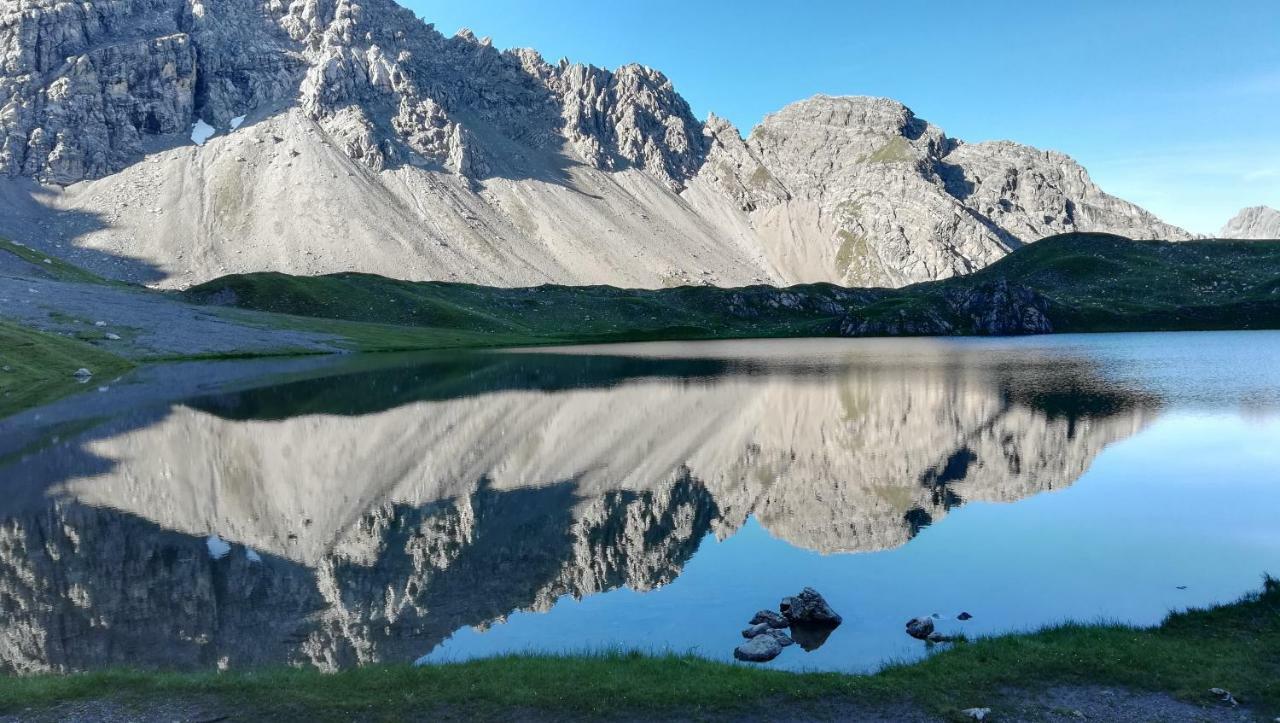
left=0, top=0, right=1192, bottom=290
left=1220, top=205, right=1280, bottom=239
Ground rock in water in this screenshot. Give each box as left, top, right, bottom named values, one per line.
left=749, top=609, right=789, bottom=629
left=733, top=634, right=784, bottom=663
left=780, top=587, right=842, bottom=626
left=957, top=612, right=974, bottom=621
left=741, top=622, right=771, bottom=639
left=766, top=630, right=795, bottom=647
left=906, top=616, right=935, bottom=640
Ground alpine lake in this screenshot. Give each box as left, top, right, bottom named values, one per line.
left=1, top=331, right=1277, bottom=675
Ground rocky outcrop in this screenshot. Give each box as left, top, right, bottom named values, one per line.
left=0, top=0, right=1188, bottom=289
left=838, top=278, right=1054, bottom=337
left=1220, top=206, right=1280, bottom=240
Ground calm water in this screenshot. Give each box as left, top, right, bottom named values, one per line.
left=0, top=332, right=1277, bottom=674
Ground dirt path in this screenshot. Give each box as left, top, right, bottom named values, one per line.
left=0, top=686, right=1262, bottom=722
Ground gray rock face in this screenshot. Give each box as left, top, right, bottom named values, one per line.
left=0, top=0, right=1189, bottom=289
left=1220, top=206, right=1280, bottom=240
left=1, top=0, right=702, bottom=186
left=710, top=96, right=1191, bottom=287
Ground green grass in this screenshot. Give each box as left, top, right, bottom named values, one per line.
left=185, top=233, right=1280, bottom=343
left=952, top=233, right=1280, bottom=332
left=0, top=322, right=134, bottom=418
left=186, top=273, right=867, bottom=347
left=866, top=136, right=914, bottom=164
left=1, top=578, right=1275, bottom=720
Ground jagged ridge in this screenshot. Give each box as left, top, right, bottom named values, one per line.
left=0, top=0, right=1190, bottom=289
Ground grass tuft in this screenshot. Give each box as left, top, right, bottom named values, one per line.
left=0, top=322, right=134, bottom=418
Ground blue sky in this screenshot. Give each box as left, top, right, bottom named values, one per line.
left=409, top=1, right=1280, bottom=234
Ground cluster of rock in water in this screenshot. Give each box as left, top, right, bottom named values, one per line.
left=734, top=587, right=844, bottom=663
left=735, top=587, right=975, bottom=663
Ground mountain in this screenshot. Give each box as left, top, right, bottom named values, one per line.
left=0, top=0, right=1188, bottom=289
left=1221, top=206, right=1280, bottom=239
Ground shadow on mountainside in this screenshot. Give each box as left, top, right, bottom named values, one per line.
left=0, top=179, right=167, bottom=285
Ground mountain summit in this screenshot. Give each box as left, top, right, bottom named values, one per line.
left=0, top=0, right=1190, bottom=288
left=1220, top=206, right=1280, bottom=239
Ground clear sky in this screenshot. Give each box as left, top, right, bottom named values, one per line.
left=408, top=1, right=1280, bottom=235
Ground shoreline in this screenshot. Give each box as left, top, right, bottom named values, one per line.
left=1, top=578, right=1275, bottom=721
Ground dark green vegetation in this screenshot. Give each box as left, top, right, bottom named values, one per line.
left=942, top=232, right=1280, bottom=332
left=0, top=322, right=134, bottom=418
left=188, top=233, right=1280, bottom=341
left=1, top=578, right=1275, bottom=720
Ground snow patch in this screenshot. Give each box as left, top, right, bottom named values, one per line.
left=230, top=115, right=246, bottom=130
left=206, top=534, right=231, bottom=560
left=191, top=119, right=216, bottom=146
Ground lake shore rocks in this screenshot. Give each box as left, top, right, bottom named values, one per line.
left=749, top=609, right=789, bottom=629
left=735, top=588, right=840, bottom=663
left=734, top=634, right=784, bottom=663
left=781, top=587, right=843, bottom=626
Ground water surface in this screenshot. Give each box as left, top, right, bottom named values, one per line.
left=1, top=332, right=1277, bottom=674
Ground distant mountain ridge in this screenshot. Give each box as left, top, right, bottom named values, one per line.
left=1221, top=206, right=1280, bottom=239
left=0, top=0, right=1190, bottom=289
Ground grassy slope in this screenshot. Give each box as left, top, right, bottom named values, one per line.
left=185, top=234, right=1280, bottom=341
left=1, top=578, right=1275, bottom=720
left=0, top=238, right=111, bottom=285
left=190, top=273, right=853, bottom=345
left=943, top=233, right=1280, bottom=332
left=0, top=322, right=134, bottom=417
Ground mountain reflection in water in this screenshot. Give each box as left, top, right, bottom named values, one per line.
left=0, top=335, right=1274, bottom=675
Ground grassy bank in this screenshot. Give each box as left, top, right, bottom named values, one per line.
left=0, top=322, right=134, bottom=417
left=186, top=233, right=1280, bottom=341
left=3, top=578, right=1275, bottom=720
